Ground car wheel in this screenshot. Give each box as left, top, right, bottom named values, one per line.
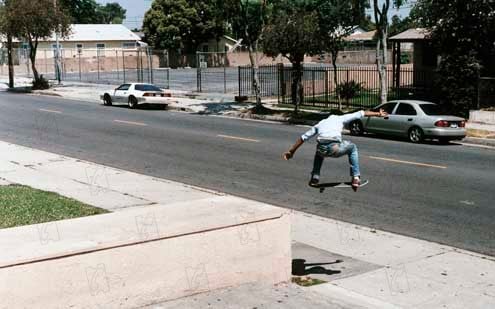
left=103, top=94, right=112, bottom=106
left=349, top=120, right=364, bottom=136
left=408, top=127, right=424, bottom=143
left=128, top=96, right=138, bottom=109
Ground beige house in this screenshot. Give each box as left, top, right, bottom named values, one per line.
left=2, top=24, right=143, bottom=59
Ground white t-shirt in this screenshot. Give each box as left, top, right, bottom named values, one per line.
left=301, top=111, right=365, bottom=142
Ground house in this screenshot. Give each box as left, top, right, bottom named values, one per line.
left=198, top=35, right=241, bottom=53
left=389, top=28, right=436, bottom=88
left=1, top=24, right=143, bottom=56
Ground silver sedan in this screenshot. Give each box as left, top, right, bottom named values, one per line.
left=349, top=100, right=467, bottom=143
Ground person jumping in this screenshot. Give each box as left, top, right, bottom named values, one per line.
left=283, top=109, right=387, bottom=191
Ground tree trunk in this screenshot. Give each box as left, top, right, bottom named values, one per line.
left=248, top=42, right=262, bottom=108
left=291, top=60, right=303, bottom=114
left=7, top=34, right=14, bottom=88
left=29, top=47, right=40, bottom=83
left=376, top=29, right=388, bottom=104
left=331, top=51, right=341, bottom=110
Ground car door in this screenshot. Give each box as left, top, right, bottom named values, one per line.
left=364, top=102, right=398, bottom=133
left=391, top=103, right=419, bottom=136
left=113, top=84, right=131, bottom=103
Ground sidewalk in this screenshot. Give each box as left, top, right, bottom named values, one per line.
left=1, top=139, right=494, bottom=308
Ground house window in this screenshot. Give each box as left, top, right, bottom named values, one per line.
left=52, top=43, right=63, bottom=57
left=76, top=44, right=83, bottom=54
left=122, top=42, right=136, bottom=49
left=96, top=43, right=105, bottom=57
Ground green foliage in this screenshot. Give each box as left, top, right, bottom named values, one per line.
left=225, top=0, right=270, bottom=47
left=143, top=0, right=226, bottom=53
left=61, top=0, right=126, bottom=24
left=336, top=80, right=364, bottom=101
left=434, top=53, right=480, bottom=117
left=262, top=1, right=321, bottom=63
left=3, top=0, right=71, bottom=83
left=412, top=0, right=495, bottom=113
left=32, top=75, right=50, bottom=90
left=96, top=2, right=127, bottom=24
left=389, top=15, right=416, bottom=37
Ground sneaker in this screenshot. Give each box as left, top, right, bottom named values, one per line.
left=351, top=176, right=360, bottom=192
left=309, top=175, right=320, bottom=187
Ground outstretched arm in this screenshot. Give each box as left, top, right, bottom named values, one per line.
left=365, top=108, right=388, bottom=117
left=283, top=138, right=304, bottom=160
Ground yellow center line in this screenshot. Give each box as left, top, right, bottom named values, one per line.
left=39, top=108, right=62, bottom=114
left=368, top=156, right=447, bottom=169
left=114, top=120, right=148, bottom=127
left=217, top=134, right=260, bottom=143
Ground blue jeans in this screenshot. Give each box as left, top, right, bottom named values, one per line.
left=311, top=141, right=360, bottom=178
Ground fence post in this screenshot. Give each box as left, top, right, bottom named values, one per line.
left=97, top=51, right=100, bottom=81
left=224, top=54, right=227, bottom=93
left=346, top=69, right=350, bottom=107
left=278, top=63, right=285, bottom=104
left=149, top=48, right=154, bottom=84
left=196, top=51, right=201, bottom=92
left=44, top=50, right=48, bottom=77
left=167, top=68, right=170, bottom=89
left=116, top=50, right=119, bottom=81
left=312, top=70, right=315, bottom=105
left=123, top=50, right=126, bottom=83
left=238, top=66, right=241, bottom=97
left=78, top=51, right=82, bottom=81
left=325, top=69, right=329, bottom=104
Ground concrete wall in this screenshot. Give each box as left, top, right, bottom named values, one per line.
left=469, top=111, right=495, bottom=123
left=312, top=50, right=395, bottom=65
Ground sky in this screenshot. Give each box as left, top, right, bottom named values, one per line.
left=98, top=0, right=413, bottom=30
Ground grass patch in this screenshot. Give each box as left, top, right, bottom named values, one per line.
left=467, top=128, right=495, bottom=139
left=0, top=185, right=108, bottom=229
left=291, top=276, right=327, bottom=287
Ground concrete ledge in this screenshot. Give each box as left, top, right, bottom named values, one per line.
left=470, top=110, right=495, bottom=124
left=0, top=196, right=291, bottom=308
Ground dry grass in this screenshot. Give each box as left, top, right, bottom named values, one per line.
left=467, top=129, right=495, bottom=139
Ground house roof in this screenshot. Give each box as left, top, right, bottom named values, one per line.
left=49, top=24, right=141, bottom=42
left=389, top=28, right=430, bottom=41
left=345, top=30, right=376, bottom=42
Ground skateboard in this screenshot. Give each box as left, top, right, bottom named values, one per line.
left=310, top=179, right=369, bottom=193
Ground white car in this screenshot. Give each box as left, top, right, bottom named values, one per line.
left=101, top=83, right=172, bottom=109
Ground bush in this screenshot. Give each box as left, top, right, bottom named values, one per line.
left=434, top=53, right=480, bottom=118
left=32, top=75, right=50, bottom=90
left=336, top=80, right=363, bottom=101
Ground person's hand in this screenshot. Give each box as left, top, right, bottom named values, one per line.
left=283, top=151, right=294, bottom=160
left=379, top=108, right=388, bottom=117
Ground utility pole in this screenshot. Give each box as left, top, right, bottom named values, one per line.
left=54, top=0, right=61, bottom=84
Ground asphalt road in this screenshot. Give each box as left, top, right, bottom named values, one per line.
left=0, top=92, right=494, bottom=256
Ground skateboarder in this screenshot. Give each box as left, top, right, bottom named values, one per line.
left=283, top=109, right=387, bottom=191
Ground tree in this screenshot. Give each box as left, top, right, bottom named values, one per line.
left=412, top=0, right=495, bottom=116
left=7, top=0, right=71, bottom=87
left=96, top=2, right=127, bottom=24
left=0, top=0, right=15, bottom=88
left=60, top=0, right=99, bottom=23
left=143, top=0, right=226, bottom=55
left=372, top=0, right=407, bottom=104
left=61, top=0, right=126, bottom=24
left=389, top=15, right=415, bottom=37
left=262, top=1, right=321, bottom=113
left=226, top=0, right=271, bottom=111
left=315, top=0, right=368, bottom=110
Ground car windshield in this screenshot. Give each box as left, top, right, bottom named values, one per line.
left=419, top=104, right=446, bottom=116
left=135, top=84, right=162, bottom=92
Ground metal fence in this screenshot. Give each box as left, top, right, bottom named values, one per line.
left=239, top=64, right=436, bottom=109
